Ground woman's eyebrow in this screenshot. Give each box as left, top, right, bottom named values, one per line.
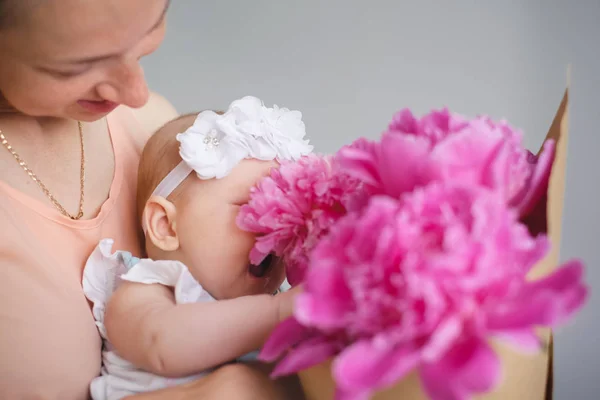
left=58, top=0, right=171, bottom=66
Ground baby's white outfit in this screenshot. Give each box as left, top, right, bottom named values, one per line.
left=83, top=239, right=282, bottom=400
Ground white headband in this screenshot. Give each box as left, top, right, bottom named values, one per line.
left=151, top=96, right=313, bottom=199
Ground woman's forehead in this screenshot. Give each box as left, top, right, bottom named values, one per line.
left=5, top=0, right=169, bottom=61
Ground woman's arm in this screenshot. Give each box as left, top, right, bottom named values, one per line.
left=123, top=362, right=303, bottom=400
left=104, top=281, right=297, bottom=378
left=121, top=90, right=179, bottom=151
left=130, top=91, right=179, bottom=135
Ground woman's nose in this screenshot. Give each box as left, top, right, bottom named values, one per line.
left=96, top=60, right=150, bottom=109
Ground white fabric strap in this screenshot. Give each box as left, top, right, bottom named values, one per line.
left=142, top=161, right=193, bottom=234
left=152, top=161, right=194, bottom=198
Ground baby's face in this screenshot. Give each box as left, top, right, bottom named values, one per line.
left=174, top=159, right=285, bottom=300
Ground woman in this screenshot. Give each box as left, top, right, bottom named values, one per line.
left=0, top=1, right=296, bottom=399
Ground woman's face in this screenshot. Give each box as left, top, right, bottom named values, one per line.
left=0, top=0, right=170, bottom=121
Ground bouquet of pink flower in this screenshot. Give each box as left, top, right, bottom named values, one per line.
left=237, top=108, right=587, bottom=400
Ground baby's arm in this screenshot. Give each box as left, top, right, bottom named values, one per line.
left=104, top=281, right=297, bottom=378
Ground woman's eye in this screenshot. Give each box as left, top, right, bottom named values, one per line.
left=45, top=67, right=90, bottom=79
left=51, top=70, right=85, bottom=78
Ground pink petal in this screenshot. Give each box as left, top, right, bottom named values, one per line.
left=336, top=140, right=380, bottom=187
left=487, top=260, right=588, bottom=330
left=255, top=232, right=280, bottom=252
left=304, top=261, right=352, bottom=299
left=522, top=260, right=588, bottom=326
left=388, top=108, right=418, bottom=133
left=334, top=388, right=371, bottom=400
left=427, top=129, right=507, bottom=196
left=483, top=139, right=515, bottom=199
left=259, top=318, right=311, bottom=362
left=421, top=316, right=463, bottom=361
left=396, top=107, right=468, bottom=142
left=336, top=134, right=432, bottom=197
left=492, top=329, right=541, bottom=353
left=332, top=340, right=420, bottom=392
left=525, top=259, right=585, bottom=292
left=513, top=139, right=556, bottom=216
left=249, top=246, right=269, bottom=265
left=518, top=235, right=552, bottom=274
left=295, top=293, right=349, bottom=330
left=377, top=133, right=432, bottom=197
left=271, top=336, right=340, bottom=377
left=286, top=261, right=307, bottom=287
left=420, top=108, right=457, bottom=137
left=420, top=338, right=501, bottom=400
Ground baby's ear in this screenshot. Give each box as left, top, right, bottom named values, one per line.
left=143, top=196, right=180, bottom=252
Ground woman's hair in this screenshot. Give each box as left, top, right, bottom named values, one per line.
left=0, top=0, right=7, bottom=27
left=0, top=95, right=12, bottom=113
left=0, top=0, right=16, bottom=29
left=0, top=0, right=41, bottom=33
left=0, top=0, right=34, bottom=28
left=0, top=0, right=18, bottom=112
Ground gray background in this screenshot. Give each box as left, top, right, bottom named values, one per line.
left=143, top=1, right=599, bottom=398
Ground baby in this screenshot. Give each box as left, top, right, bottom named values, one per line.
left=82, top=96, right=313, bottom=399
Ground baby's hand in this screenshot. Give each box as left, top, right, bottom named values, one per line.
left=277, top=285, right=303, bottom=322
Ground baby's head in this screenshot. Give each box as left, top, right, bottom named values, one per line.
left=137, top=96, right=312, bottom=300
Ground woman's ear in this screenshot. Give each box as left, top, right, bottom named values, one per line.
left=143, top=196, right=180, bottom=252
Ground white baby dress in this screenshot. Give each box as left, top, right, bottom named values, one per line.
left=82, top=239, right=282, bottom=400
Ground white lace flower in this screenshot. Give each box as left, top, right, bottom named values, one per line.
left=228, top=96, right=313, bottom=160
left=177, top=110, right=249, bottom=180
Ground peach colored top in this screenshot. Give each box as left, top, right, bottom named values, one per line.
left=0, top=107, right=148, bottom=400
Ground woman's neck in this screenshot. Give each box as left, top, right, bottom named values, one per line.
left=0, top=114, right=79, bottom=146
left=0, top=111, right=115, bottom=220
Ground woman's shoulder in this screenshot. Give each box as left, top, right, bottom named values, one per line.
left=112, top=91, right=179, bottom=150
left=130, top=91, right=179, bottom=135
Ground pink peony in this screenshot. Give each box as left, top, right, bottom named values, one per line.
left=262, top=182, right=587, bottom=400
left=336, top=132, right=432, bottom=198
left=339, top=109, right=556, bottom=218
left=236, top=154, right=366, bottom=285
left=388, top=107, right=470, bottom=143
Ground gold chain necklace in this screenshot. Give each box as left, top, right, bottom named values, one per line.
left=0, top=122, right=85, bottom=220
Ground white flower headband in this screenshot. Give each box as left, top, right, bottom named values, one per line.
left=151, top=95, right=314, bottom=199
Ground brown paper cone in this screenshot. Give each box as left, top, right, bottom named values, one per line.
left=299, top=80, right=570, bottom=400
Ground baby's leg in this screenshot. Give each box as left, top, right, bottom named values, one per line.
left=122, top=363, right=305, bottom=400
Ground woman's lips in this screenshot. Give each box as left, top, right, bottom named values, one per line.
left=77, top=100, right=118, bottom=114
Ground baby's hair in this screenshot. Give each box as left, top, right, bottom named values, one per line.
left=0, top=0, right=40, bottom=29
left=136, top=111, right=223, bottom=224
